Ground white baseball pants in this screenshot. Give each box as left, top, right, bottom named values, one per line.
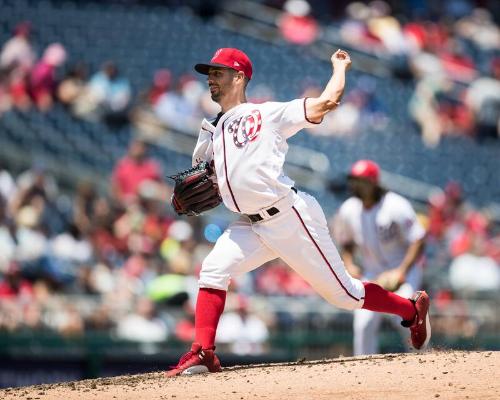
left=200, top=190, right=365, bottom=311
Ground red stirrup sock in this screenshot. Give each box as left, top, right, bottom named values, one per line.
left=195, top=288, right=227, bottom=349
left=362, top=282, right=416, bottom=321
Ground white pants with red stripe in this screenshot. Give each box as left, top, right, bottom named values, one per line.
left=200, top=190, right=365, bottom=311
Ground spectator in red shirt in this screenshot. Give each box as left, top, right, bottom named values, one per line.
left=438, top=40, right=477, bottom=83
left=278, top=0, right=319, bottom=46
left=0, top=262, right=33, bottom=299
left=29, top=43, right=67, bottom=111
left=427, top=181, right=465, bottom=240
left=148, top=69, right=172, bottom=106
left=111, top=139, right=162, bottom=206
left=0, top=21, right=36, bottom=111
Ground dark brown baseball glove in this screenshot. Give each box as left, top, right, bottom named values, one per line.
left=170, top=162, right=222, bottom=216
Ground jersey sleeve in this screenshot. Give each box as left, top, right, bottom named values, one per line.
left=192, top=118, right=215, bottom=166
left=391, top=196, right=426, bottom=243
left=266, top=98, right=322, bottom=139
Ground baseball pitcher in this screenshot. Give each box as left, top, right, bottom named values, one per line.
left=166, top=48, right=431, bottom=376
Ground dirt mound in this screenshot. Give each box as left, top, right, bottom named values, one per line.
left=1, top=350, right=498, bottom=400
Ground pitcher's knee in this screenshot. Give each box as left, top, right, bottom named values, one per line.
left=326, top=278, right=365, bottom=310
left=199, top=252, right=234, bottom=290
left=331, top=295, right=364, bottom=311
left=198, top=270, right=230, bottom=291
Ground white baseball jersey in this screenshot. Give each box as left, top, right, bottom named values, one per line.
left=336, top=192, right=425, bottom=355
left=193, top=98, right=366, bottom=312
left=193, top=98, right=318, bottom=214
left=336, top=192, right=425, bottom=280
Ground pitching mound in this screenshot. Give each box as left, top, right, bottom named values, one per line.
left=1, top=350, right=498, bottom=400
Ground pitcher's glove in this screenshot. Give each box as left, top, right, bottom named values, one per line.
left=169, top=161, right=222, bottom=216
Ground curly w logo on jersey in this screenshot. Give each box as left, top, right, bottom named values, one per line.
left=228, top=110, right=262, bottom=148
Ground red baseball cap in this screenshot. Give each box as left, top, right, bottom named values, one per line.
left=348, top=160, right=380, bottom=184
left=195, top=48, right=253, bottom=80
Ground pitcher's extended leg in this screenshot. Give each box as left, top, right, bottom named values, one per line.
left=254, top=191, right=430, bottom=350
left=167, top=220, right=276, bottom=377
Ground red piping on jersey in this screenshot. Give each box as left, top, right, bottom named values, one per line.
left=221, top=119, right=241, bottom=212
left=201, top=127, right=214, bottom=137
left=292, top=206, right=361, bottom=302
left=303, top=97, right=322, bottom=125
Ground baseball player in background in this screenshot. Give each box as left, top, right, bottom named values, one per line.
left=166, top=47, right=431, bottom=377
left=334, top=160, right=426, bottom=355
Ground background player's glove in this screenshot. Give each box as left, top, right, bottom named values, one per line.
left=376, top=269, right=404, bottom=292
left=169, top=161, right=222, bottom=216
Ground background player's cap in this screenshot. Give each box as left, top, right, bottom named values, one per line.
left=348, top=160, right=380, bottom=184
left=195, top=48, right=253, bottom=80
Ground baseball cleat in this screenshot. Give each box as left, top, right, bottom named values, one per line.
left=401, top=291, right=431, bottom=350
left=165, top=342, right=222, bottom=377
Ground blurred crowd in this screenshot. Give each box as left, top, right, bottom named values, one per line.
left=0, top=22, right=65, bottom=113
left=426, top=182, right=500, bottom=290
left=0, top=1, right=499, bottom=351
left=0, top=18, right=387, bottom=140
left=0, top=139, right=283, bottom=353
left=345, top=0, right=499, bottom=146
left=0, top=137, right=498, bottom=345
left=1, top=0, right=499, bottom=146
left=0, top=21, right=132, bottom=128
left=274, top=0, right=500, bottom=145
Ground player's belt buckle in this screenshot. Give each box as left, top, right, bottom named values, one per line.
left=245, top=187, right=297, bottom=222
left=247, top=207, right=279, bottom=222
left=247, top=214, right=262, bottom=222
left=246, top=187, right=297, bottom=223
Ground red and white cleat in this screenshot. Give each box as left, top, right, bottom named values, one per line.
left=166, top=342, right=222, bottom=377
left=402, top=291, right=431, bottom=350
